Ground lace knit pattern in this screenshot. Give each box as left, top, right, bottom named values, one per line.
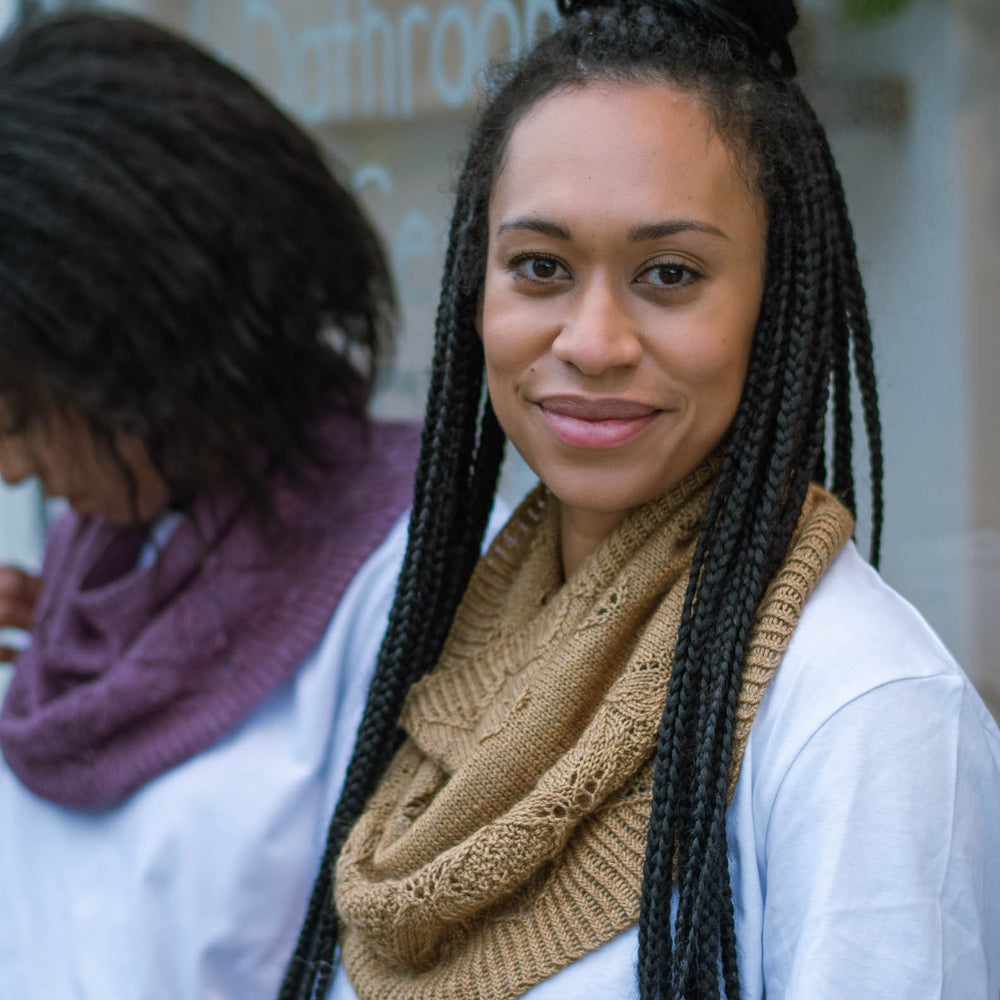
left=336, top=469, right=853, bottom=999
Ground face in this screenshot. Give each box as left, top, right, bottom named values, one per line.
left=482, top=81, right=767, bottom=543
left=0, top=400, right=169, bottom=525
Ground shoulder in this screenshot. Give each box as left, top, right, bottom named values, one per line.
left=752, top=541, right=996, bottom=750
left=743, top=541, right=1000, bottom=828
left=790, top=540, right=958, bottom=684
left=315, top=508, right=411, bottom=651
left=312, top=495, right=510, bottom=690
left=740, top=541, right=1000, bottom=869
left=733, top=544, right=1000, bottom=997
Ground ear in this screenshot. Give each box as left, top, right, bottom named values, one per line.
left=475, top=290, right=484, bottom=340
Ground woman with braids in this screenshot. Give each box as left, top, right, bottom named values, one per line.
left=279, top=0, right=1000, bottom=997
left=0, top=11, right=422, bottom=999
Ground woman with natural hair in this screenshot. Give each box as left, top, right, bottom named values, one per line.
left=0, top=11, right=421, bottom=998
left=279, top=0, right=1000, bottom=997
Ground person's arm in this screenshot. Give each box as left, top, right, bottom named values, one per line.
left=761, top=674, right=1000, bottom=999
left=0, top=566, right=41, bottom=661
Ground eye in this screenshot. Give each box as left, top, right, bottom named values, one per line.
left=637, top=261, right=702, bottom=290
left=508, top=254, right=570, bottom=283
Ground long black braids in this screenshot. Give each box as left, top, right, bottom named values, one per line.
left=279, top=144, right=506, bottom=1000
left=280, top=1, right=883, bottom=998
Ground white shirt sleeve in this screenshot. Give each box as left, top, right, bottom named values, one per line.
left=758, top=673, right=1000, bottom=999
left=0, top=513, right=412, bottom=1000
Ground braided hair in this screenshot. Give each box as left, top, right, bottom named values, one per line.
left=0, top=12, right=394, bottom=516
left=281, top=0, right=883, bottom=997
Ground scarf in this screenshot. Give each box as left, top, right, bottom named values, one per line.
left=0, top=412, right=420, bottom=810
left=335, top=466, right=854, bottom=999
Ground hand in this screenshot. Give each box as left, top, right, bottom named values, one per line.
left=0, top=566, right=42, bottom=662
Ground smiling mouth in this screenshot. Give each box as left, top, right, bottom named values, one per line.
left=536, top=396, right=660, bottom=448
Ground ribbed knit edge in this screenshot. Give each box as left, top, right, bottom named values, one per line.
left=337, top=473, right=853, bottom=1000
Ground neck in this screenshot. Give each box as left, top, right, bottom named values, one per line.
left=558, top=503, right=626, bottom=579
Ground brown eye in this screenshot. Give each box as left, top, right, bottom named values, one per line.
left=529, top=259, right=557, bottom=278
left=509, top=254, right=568, bottom=283
left=652, top=264, right=686, bottom=285
left=638, top=261, right=702, bottom=291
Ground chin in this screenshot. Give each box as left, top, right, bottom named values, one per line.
left=543, top=473, right=663, bottom=519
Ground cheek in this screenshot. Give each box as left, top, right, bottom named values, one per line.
left=482, top=308, right=565, bottom=387
left=483, top=332, right=528, bottom=386
left=481, top=316, right=540, bottom=450
left=668, top=325, right=753, bottom=393
left=482, top=339, right=524, bottom=432
left=481, top=300, right=535, bottom=378
left=691, top=282, right=759, bottom=384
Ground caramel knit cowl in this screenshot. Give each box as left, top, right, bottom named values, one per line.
left=336, top=463, right=854, bottom=1000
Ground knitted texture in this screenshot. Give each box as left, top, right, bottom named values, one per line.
left=0, top=413, right=420, bottom=810
left=335, top=466, right=853, bottom=999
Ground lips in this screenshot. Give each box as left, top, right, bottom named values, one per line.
left=535, top=395, right=660, bottom=448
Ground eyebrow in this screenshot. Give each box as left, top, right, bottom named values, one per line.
left=495, top=215, right=729, bottom=242
left=496, top=216, right=570, bottom=240
left=628, top=220, right=729, bottom=242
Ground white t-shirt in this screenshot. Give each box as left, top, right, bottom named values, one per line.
left=3, top=527, right=997, bottom=999
left=0, top=513, right=412, bottom=1000
left=327, top=541, right=1000, bottom=1000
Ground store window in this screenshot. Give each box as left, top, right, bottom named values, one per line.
left=0, top=0, right=997, bottom=716
left=0, top=0, right=44, bottom=572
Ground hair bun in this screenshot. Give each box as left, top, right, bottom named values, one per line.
left=555, top=0, right=799, bottom=77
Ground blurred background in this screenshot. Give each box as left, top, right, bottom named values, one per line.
left=0, top=0, right=997, bottom=717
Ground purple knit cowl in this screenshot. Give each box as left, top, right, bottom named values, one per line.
left=0, top=412, right=420, bottom=810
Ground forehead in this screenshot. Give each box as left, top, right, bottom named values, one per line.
left=490, top=80, right=762, bottom=233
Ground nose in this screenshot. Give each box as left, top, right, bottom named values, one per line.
left=551, top=278, right=642, bottom=376
left=0, top=435, right=36, bottom=486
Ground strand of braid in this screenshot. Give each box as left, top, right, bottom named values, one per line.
left=656, top=95, right=883, bottom=994
left=277, top=164, right=505, bottom=1000
left=638, top=65, right=875, bottom=1000
left=817, top=136, right=884, bottom=565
